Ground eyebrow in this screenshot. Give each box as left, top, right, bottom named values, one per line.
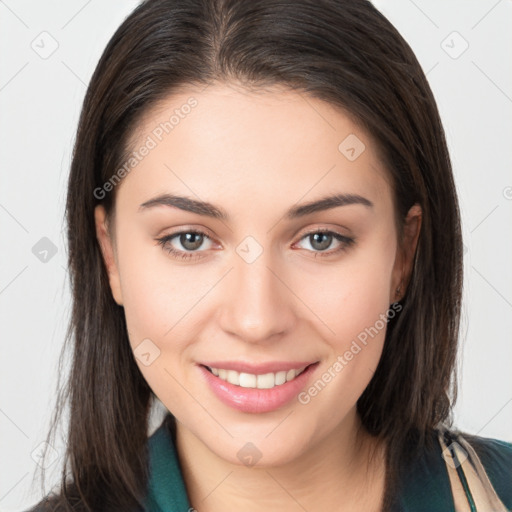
left=138, top=192, right=373, bottom=220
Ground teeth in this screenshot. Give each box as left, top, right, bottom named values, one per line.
left=208, top=366, right=307, bottom=389
left=226, top=370, right=240, bottom=386
left=275, top=371, right=287, bottom=385
left=257, top=373, right=274, bottom=389
left=239, top=373, right=256, bottom=388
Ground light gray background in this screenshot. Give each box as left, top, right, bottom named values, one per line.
left=1, top=1, right=511, bottom=510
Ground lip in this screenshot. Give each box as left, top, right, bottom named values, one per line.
left=199, top=360, right=317, bottom=374
left=197, top=361, right=320, bottom=414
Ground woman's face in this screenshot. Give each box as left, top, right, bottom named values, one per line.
left=95, top=82, right=420, bottom=466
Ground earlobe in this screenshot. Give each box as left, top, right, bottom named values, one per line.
left=94, top=205, right=123, bottom=306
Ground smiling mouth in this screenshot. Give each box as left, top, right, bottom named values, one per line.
left=202, top=363, right=314, bottom=390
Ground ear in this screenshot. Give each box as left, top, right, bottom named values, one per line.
left=390, top=203, right=422, bottom=303
left=94, top=205, right=123, bottom=306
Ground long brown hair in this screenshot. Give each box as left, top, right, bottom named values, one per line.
left=36, top=0, right=463, bottom=510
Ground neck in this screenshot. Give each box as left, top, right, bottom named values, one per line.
left=175, top=408, right=387, bottom=512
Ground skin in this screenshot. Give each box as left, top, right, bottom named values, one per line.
left=95, top=81, right=421, bottom=511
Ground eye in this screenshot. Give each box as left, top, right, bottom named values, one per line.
left=156, top=228, right=355, bottom=261
left=294, top=229, right=355, bottom=257
left=156, top=229, right=214, bottom=260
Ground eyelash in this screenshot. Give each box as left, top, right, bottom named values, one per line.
left=156, top=228, right=355, bottom=261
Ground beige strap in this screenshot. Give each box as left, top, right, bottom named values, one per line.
left=438, top=430, right=509, bottom=512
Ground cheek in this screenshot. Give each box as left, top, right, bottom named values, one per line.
left=309, top=246, right=395, bottom=343
left=113, top=233, right=196, bottom=371
left=116, top=245, right=206, bottom=412
left=294, top=253, right=396, bottom=423
left=300, top=244, right=396, bottom=395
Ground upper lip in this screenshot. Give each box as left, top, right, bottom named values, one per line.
left=199, top=360, right=318, bottom=375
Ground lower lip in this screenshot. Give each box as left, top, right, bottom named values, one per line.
left=197, top=362, right=319, bottom=413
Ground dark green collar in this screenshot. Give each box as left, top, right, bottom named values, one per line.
left=144, top=421, right=192, bottom=512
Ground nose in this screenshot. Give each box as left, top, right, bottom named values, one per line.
left=218, top=250, right=297, bottom=344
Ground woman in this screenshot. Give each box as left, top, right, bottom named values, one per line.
left=29, top=0, right=512, bottom=511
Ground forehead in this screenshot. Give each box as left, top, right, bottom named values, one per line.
left=117, top=82, right=392, bottom=214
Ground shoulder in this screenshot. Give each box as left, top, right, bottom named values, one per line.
left=461, top=430, right=512, bottom=462
left=392, top=427, right=512, bottom=512
left=457, top=430, right=512, bottom=507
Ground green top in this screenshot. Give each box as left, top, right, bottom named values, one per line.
left=143, top=415, right=512, bottom=512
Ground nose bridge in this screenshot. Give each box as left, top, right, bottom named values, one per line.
left=218, top=239, right=295, bottom=342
